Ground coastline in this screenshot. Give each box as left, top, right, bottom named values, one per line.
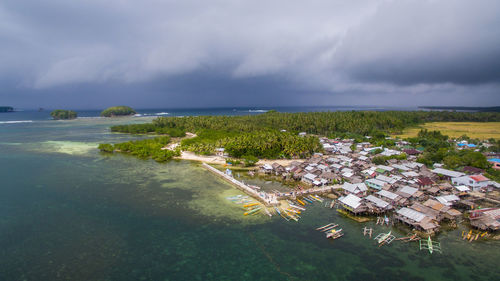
left=175, top=151, right=304, bottom=166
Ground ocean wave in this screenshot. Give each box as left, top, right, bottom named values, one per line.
left=0, top=120, right=33, bottom=124
left=248, top=109, right=268, bottom=113
left=155, top=112, right=170, bottom=115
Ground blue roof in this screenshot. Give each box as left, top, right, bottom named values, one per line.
left=457, top=143, right=466, bottom=146
left=489, top=158, right=500, bottom=163
left=467, top=144, right=477, bottom=147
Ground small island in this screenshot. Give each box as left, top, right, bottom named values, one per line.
left=50, top=109, right=77, bottom=120
left=0, top=106, right=14, bottom=112
left=100, top=106, right=136, bottom=117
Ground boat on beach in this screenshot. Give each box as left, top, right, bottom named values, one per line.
left=244, top=207, right=262, bottom=216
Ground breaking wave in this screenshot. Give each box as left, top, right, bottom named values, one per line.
left=0, top=120, right=33, bottom=124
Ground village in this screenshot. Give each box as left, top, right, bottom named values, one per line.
left=216, top=134, right=500, bottom=238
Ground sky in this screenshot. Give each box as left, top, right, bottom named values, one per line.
left=1, top=0, right=500, bottom=109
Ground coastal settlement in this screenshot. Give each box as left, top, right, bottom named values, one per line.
left=206, top=135, right=500, bottom=237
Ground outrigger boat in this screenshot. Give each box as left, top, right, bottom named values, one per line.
left=302, top=197, right=313, bottom=203
left=243, top=203, right=259, bottom=208
left=374, top=231, right=395, bottom=247
left=321, top=224, right=339, bottom=232
left=264, top=208, right=272, bottom=217
left=285, top=211, right=299, bottom=222
left=419, top=236, right=442, bottom=254
left=288, top=204, right=306, bottom=211
left=286, top=208, right=301, bottom=214
left=312, top=195, right=324, bottom=202
left=296, top=199, right=306, bottom=206
left=226, top=195, right=248, bottom=200
left=316, top=223, right=335, bottom=230
left=244, top=207, right=261, bottom=216
left=326, top=228, right=343, bottom=239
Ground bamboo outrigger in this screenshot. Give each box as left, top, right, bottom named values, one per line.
left=362, top=227, right=373, bottom=238
left=321, top=224, right=339, bottom=232
left=244, top=207, right=261, bottom=216
left=419, top=236, right=442, bottom=254
left=374, top=231, right=395, bottom=247
left=316, top=223, right=335, bottom=230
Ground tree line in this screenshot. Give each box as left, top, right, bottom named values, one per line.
left=98, top=136, right=179, bottom=162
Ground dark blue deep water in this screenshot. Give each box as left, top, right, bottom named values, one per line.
left=0, top=108, right=499, bottom=281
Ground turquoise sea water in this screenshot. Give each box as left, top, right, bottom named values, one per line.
left=0, top=110, right=499, bottom=280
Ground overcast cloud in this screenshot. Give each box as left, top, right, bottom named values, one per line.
left=1, top=0, right=499, bottom=109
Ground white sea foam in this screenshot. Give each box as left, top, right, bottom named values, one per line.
left=155, top=112, right=170, bottom=115
left=248, top=109, right=268, bottom=113
left=0, top=120, right=33, bottom=124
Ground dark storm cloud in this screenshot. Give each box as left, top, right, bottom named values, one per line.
left=0, top=0, right=499, bottom=108
left=335, top=0, right=500, bottom=85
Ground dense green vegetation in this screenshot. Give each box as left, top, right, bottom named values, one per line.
left=50, top=109, right=77, bottom=120
left=110, top=124, right=186, bottom=137
left=107, top=111, right=500, bottom=160
left=98, top=136, right=179, bottom=162
left=181, top=130, right=321, bottom=159
left=409, top=129, right=492, bottom=172
left=0, top=106, right=13, bottom=112
left=100, top=106, right=136, bottom=117
left=149, top=111, right=500, bottom=136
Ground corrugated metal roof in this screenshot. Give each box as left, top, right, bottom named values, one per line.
left=484, top=208, right=500, bottom=219
left=339, top=194, right=362, bottom=209
left=343, top=183, right=367, bottom=193
left=470, top=175, right=489, bottom=182
left=365, top=195, right=389, bottom=208
left=392, top=164, right=410, bottom=171
left=377, top=165, right=395, bottom=171
left=303, top=173, right=317, bottom=181
left=376, top=175, right=397, bottom=184
left=377, top=190, right=398, bottom=200
left=454, top=185, right=470, bottom=192
left=436, top=195, right=460, bottom=205
left=366, top=178, right=386, bottom=187
left=399, top=186, right=418, bottom=196
left=431, top=168, right=465, bottom=178
left=397, top=207, right=426, bottom=222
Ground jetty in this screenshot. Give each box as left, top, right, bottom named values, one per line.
left=203, top=163, right=339, bottom=206
left=203, top=163, right=279, bottom=206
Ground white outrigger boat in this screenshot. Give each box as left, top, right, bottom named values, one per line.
left=419, top=236, right=442, bottom=254
left=374, top=231, right=395, bottom=247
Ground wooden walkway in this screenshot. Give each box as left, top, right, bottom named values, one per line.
left=202, top=163, right=280, bottom=206
left=202, top=163, right=340, bottom=206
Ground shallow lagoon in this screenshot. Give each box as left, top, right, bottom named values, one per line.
left=0, top=115, right=499, bottom=280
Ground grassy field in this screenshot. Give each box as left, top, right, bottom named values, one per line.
left=395, top=122, right=500, bottom=140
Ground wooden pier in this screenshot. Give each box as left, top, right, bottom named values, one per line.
left=202, top=163, right=279, bottom=206
left=202, top=163, right=339, bottom=206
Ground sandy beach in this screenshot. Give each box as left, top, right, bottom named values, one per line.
left=169, top=132, right=305, bottom=166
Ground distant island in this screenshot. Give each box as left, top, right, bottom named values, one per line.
left=0, top=106, right=14, bottom=112
left=419, top=106, right=500, bottom=112
left=100, top=106, right=136, bottom=117
left=50, top=109, right=77, bottom=120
